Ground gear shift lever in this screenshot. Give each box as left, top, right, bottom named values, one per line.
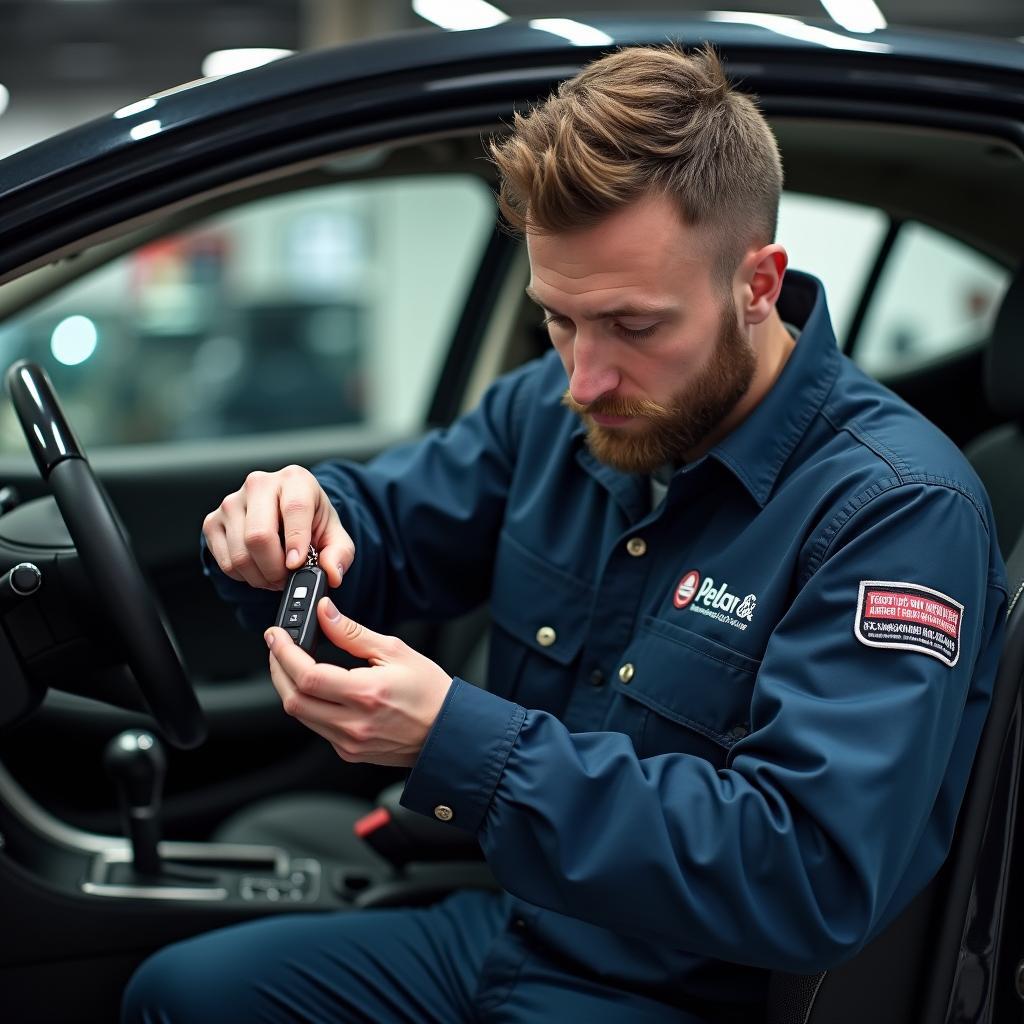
left=104, top=729, right=166, bottom=877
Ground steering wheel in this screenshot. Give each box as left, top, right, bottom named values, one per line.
left=5, top=360, right=206, bottom=749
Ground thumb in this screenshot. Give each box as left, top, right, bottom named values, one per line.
left=318, top=598, right=391, bottom=663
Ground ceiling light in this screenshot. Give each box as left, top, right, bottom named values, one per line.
left=0, top=84, right=8, bottom=119
left=114, top=98, right=157, bottom=119
left=707, top=12, right=890, bottom=53
left=129, top=120, right=162, bottom=141
left=201, top=48, right=293, bottom=79
left=529, top=19, right=613, bottom=46
left=51, top=316, right=98, bottom=367
left=819, top=0, right=887, bottom=33
left=412, top=0, right=507, bottom=31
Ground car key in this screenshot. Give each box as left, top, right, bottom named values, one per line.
left=275, top=544, right=328, bottom=653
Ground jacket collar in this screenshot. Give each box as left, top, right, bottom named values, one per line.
left=709, top=270, right=840, bottom=507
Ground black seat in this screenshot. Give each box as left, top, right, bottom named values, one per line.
left=964, top=263, right=1024, bottom=555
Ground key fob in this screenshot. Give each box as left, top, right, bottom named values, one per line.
left=275, top=564, right=328, bottom=654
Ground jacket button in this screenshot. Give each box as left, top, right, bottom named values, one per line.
left=626, top=537, right=647, bottom=557
left=536, top=626, right=557, bottom=647
left=618, top=662, right=635, bottom=684
left=589, top=669, right=605, bottom=687
left=728, top=725, right=749, bottom=741
left=434, top=805, right=454, bottom=822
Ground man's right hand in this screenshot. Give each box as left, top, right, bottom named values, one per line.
left=202, top=465, right=352, bottom=591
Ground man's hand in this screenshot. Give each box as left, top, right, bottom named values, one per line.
left=265, top=597, right=454, bottom=767
left=203, top=465, right=352, bottom=590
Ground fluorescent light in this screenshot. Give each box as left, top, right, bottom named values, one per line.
left=129, top=119, right=162, bottom=141
left=529, top=19, right=613, bottom=46
left=412, top=0, right=507, bottom=31
left=0, top=83, right=8, bottom=118
left=51, top=316, right=98, bottom=367
left=819, top=0, right=887, bottom=33
left=114, top=98, right=157, bottom=119
left=707, top=12, right=891, bottom=53
left=201, top=48, right=293, bottom=79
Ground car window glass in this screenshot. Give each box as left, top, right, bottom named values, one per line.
left=853, top=221, right=1009, bottom=378
left=0, top=175, right=494, bottom=450
left=776, top=191, right=888, bottom=343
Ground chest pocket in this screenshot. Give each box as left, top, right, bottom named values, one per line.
left=488, top=531, right=591, bottom=713
left=609, top=616, right=760, bottom=767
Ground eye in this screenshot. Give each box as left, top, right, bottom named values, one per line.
left=615, top=323, right=658, bottom=341
left=542, top=314, right=572, bottom=333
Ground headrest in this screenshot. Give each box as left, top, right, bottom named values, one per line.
left=986, top=263, right=1024, bottom=421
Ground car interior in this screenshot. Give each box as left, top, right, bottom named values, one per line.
left=0, top=97, right=1022, bottom=1021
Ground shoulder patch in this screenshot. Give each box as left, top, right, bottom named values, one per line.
left=854, top=580, right=963, bottom=668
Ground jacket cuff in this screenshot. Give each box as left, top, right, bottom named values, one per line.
left=400, top=678, right=526, bottom=834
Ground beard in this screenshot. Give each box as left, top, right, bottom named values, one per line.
left=562, top=303, right=756, bottom=474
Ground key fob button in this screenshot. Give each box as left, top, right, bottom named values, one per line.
left=290, top=599, right=306, bottom=611
left=286, top=611, right=304, bottom=627
left=286, top=628, right=301, bottom=640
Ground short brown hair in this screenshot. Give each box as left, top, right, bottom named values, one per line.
left=489, top=43, right=783, bottom=287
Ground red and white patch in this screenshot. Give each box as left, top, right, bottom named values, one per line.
left=673, top=570, right=701, bottom=609
left=854, top=580, right=964, bottom=668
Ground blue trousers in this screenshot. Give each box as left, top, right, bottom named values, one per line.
left=122, top=890, right=707, bottom=1023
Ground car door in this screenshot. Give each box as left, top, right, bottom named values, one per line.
left=0, top=140, right=525, bottom=841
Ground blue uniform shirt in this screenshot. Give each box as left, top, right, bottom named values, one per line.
left=204, top=271, right=1007, bottom=1014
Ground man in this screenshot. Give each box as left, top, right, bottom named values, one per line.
left=124, top=44, right=1007, bottom=1023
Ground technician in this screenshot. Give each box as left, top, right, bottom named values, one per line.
left=124, top=43, right=1008, bottom=1023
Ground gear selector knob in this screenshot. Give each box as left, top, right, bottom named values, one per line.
left=104, top=729, right=166, bottom=877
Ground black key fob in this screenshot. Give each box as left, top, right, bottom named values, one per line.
left=275, top=551, right=328, bottom=654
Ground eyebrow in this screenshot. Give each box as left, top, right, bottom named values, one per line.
left=525, top=286, right=675, bottom=321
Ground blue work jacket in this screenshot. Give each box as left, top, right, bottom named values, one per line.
left=206, top=271, right=1007, bottom=1017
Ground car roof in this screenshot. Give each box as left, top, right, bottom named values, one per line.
left=2, top=14, right=1024, bottom=203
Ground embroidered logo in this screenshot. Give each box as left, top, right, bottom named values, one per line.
left=736, top=594, right=757, bottom=621
left=673, top=571, right=757, bottom=631
left=673, top=570, right=701, bottom=608
left=854, top=580, right=963, bottom=668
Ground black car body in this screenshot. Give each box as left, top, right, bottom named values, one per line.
left=0, top=14, right=1021, bottom=1022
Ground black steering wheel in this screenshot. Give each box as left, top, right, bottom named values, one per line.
left=5, top=360, right=206, bottom=749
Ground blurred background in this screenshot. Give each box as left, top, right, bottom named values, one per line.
left=0, top=1, right=1019, bottom=450
left=3, top=0, right=1024, bottom=164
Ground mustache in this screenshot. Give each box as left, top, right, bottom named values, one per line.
left=561, top=389, right=674, bottom=420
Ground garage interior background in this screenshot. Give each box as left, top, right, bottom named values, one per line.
left=3, top=0, right=1024, bottom=161
left=0, top=0, right=1021, bottom=451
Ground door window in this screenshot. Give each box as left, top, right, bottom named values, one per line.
left=0, top=175, right=494, bottom=450
left=853, top=221, right=1008, bottom=377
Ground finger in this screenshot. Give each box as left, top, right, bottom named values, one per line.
left=242, top=471, right=290, bottom=588
left=221, top=492, right=278, bottom=590
left=312, top=497, right=355, bottom=589
left=268, top=656, right=349, bottom=747
left=265, top=627, right=357, bottom=706
left=278, top=466, right=319, bottom=571
left=316, top=599, right=397, bottom=665
left=202, top=515, right=242, bottom=582
left=267, top=644, right=366, bottom=736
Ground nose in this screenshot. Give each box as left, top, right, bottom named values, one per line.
left=568, top=334, right=620, bottom=407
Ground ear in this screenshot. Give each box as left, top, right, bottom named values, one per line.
left=736, top=244, right=788, bottom=325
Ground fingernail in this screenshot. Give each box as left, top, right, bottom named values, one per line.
left=264, top=630, right=275, bottom=647
left=322, top=596, right=341, bottom=622
left=286, top=549, right=299, bottom=568
left=337, top=564, right=345, bottom=582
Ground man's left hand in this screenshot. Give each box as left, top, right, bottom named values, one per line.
left=265, top=598, right=453, bottom=767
